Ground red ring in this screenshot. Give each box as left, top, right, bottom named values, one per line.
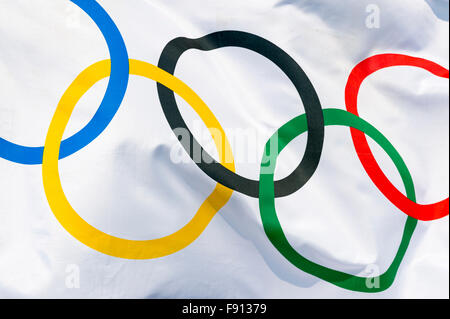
left=345, top=53, right=449, bottom=221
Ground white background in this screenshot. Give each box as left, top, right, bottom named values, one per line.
left=0, top=0, right=448, bottom=298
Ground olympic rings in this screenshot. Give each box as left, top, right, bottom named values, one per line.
left=0, top=0, right=129, bottom=165
left=42, top=59, right=235, bottom=259
left=157, top=31, right=324, bottom=198
left=345, top=54, right=449, bottom=221
left=259, top=108, right=418, bottom=292
left=0, top=1, right=448, bottom=292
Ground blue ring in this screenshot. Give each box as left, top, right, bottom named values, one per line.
left=0, top=0, right=129, bottom=164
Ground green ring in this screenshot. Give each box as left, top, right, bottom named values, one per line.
left=259, top=108, right=417, bottom=293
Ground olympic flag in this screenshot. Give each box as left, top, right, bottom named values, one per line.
left=0, top=0, right=448, bottom=299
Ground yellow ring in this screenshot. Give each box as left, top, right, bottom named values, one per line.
left=42, top=59, right=235, bottom=259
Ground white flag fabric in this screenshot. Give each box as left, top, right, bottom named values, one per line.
left=0, top=0, right=448, bottom=298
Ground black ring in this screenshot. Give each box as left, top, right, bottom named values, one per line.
left=157, top=31, right=324, bottom=198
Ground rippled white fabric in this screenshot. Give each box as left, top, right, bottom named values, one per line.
left=0, top=0, right=448, bottom=298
